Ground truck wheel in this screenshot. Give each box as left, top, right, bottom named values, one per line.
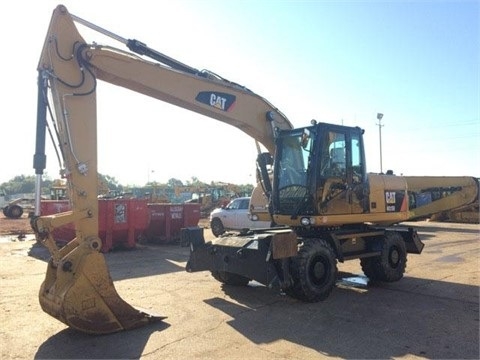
left=2, top=206, right=8, bottom=217
left=5, top=205, right=23, bottom=219
left=360, top=257, right=378, bottom=280
left=286, top=239, right=337, bottom=302
left=211, top=270, right=250, bottom=286
left=210, top=218, right=225, bottom=237
left=361, top=232, right=406, bottom=282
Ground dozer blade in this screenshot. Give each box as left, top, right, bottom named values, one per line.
left=39, top=248, right=164, bottom=334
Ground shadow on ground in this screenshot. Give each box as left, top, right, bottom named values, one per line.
left=27, top=242, right=190, bottom=280
left=205, top=273, right=479, bottom=359
left=35, top=321, right=169, bottom=359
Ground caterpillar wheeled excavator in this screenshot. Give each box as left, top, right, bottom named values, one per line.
left=32, top=5, right=478, bottom=335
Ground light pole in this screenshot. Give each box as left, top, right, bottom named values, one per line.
left=147, top=168, right=154, bottom=184
left=376, top=113, right=384, bottom=174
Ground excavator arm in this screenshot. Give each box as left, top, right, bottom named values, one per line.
left=32, top=5, right=292, bottom=334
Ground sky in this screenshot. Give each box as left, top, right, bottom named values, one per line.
left=1, top=0, right=478, bottom=187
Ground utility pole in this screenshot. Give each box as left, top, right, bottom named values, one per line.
left=376, top=113, right=384, bottom=174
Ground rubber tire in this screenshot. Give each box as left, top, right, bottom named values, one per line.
left=286, top=239, right=337, bottom=302
left=360, top=232, right=407, bottom=282
left=210, top=218, right=225, bottom=237
left=360, top=257, right=377, bottom=280
left=5, top=205, right=23, bottom=219
left=2, top=206, right=8, bottom=217
left=211, top=270, right=250, bottom=286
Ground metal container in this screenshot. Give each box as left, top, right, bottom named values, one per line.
left=39, top=198, right=150, bottom=252
left=146, top=203, right=201, bottom=244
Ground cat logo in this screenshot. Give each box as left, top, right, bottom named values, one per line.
left=210, top=93, right=227, bottom=109
left=195, top=91, right=236, bottom=112
left=385, top=191, right=396, bottom=204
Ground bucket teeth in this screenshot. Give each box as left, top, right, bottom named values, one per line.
left=39, top=250, right=164, bottom=334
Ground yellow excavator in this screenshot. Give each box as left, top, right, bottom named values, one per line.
left=32, top=5, right=478, bottom=335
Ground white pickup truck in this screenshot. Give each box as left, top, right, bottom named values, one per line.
left=209, top=197, right=272, bottom=237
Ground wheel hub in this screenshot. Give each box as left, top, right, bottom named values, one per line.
left=389, top=248, right=399, bottom=267
left=311, top=259, right=326, bottom=283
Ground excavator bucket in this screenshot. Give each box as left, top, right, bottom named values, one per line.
left=39, top=244, right=164, bottom=334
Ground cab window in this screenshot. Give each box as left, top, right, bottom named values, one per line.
left=320, top=131, right=346, bottom=178
left=351, top=133, right=363, bottom=183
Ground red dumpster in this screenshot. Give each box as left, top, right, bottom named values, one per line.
left=166, top=204, right=184, bottom=242
left=145, top=203, right=168, bottom=244
left=146, top=203, right=201, bottom=244
left=39, top=200, right=74, bottom=243
left=98, top=198, right=150, bottom=252
left=183, top=203, right=201, bottom=228
left=39, top=198, right=150, bottom=252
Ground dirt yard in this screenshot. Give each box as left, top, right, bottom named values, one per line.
left=0, top=214, right=33, bottom=236
left=1, top=211, right=479, bottom=359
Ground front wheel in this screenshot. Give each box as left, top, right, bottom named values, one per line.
left=210, top=218, right=225, bottom=237
left=286, top=239, right=337, bottom=302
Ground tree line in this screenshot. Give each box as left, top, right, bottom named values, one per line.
left=0, top=174, right=120, bottom=196
left=0, top=174, right=253, bottom=199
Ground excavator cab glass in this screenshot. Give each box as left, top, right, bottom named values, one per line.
left=319, top=132, right=347, bottom=178
left=273, top=123, right=367, bottom=216
left=300, top=128, right=311, bottom=149
left=273, top=127, right=314, bottom=214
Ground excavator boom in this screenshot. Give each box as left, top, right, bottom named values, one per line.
left=33, top=5, right=292, bottom=334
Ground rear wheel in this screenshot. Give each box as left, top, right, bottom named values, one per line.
left=361, top=232, right=406, bottom=282
left=286, top=239, right=337, bottom=302
left=210, top=218, right=225, bottom=237
left=211, top=270, right=250, bottom=286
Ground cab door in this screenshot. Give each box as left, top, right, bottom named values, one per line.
left=317, top=125, right=366, bottom=215
left=232, top=198, right=250, bottom=228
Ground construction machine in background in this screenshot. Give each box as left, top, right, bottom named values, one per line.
left=50, top=176, right=116, bottom=200
left=426, top=178, right=479, bottom=224
left=32, top=5, right=478, bottom=335
left=176, top=182, right=252, bottom=217
left=430, top=200, right=479, bottom=224
left=1, top=197, right=27, bottom=219
left=49, top=179, right=68, bottom=200
left=1, top=189, right=35, bottom=219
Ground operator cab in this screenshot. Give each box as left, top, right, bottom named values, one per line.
left=272, top=122, right=367, bottom=218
